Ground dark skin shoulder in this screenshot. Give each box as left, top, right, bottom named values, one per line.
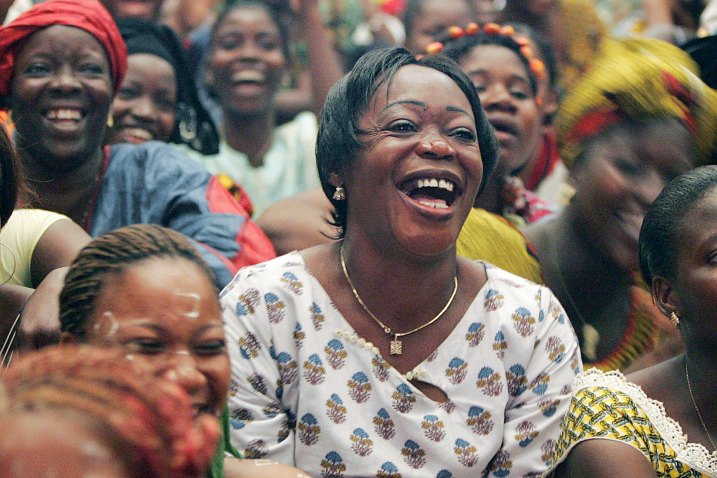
left=553, top=438, right=657, bottom=478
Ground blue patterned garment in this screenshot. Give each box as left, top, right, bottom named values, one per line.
left=222, top=253, right=582, bottom=477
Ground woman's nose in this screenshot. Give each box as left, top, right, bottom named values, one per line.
left=415, top=137, right=456, bottom=160
left=49, top=66, right=81, bottom=94
left=480, top=84, right=516, bottom=111
left=633, top=169, right=670, bottom=207
left=160, top=351, right=207, bottom=394
left=132, top=95, right=157, bottom=121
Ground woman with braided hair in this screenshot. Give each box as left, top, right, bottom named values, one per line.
left=0, top=345, right=220, bottom=478
left=56, top=223, right=308, bottom=478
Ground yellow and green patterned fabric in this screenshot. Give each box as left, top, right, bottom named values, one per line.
left=549, top=369, right=717, bottom=477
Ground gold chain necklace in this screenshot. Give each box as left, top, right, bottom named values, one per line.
left=685, top=358, right=717, bottom=452
left=339, top=244, right=458, bottom=355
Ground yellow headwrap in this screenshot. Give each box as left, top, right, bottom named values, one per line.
left=557, top=37, right=717, bottom=169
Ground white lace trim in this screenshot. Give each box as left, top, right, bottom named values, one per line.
left=575, top=368, right=717, bottom=476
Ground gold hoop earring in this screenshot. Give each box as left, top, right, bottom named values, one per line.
left=332, top=186, right=345, bottom=201
left=670, top=312, right=680, bottom=327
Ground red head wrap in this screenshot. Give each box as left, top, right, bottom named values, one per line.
left=0, top=0, right=127, bottom=97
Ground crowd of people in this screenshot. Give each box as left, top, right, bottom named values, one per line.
left=0, top=0, right=716, bottom=476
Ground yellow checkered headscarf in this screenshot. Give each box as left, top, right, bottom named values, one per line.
left=557, top=37, right=717, bottom=169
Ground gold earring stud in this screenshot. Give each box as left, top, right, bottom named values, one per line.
left=332, top=186, right=345, bottom=201
left=670, top=312, right=680, bottom=327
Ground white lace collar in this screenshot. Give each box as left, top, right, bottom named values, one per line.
left=576, top=368, right=717, bottom=476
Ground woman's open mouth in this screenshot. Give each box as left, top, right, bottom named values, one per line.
left=399, top=177, right=459, bottom=209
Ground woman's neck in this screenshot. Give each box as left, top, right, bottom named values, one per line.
left=222, top=111, right=276, bottom=168
left=339, top=235, right=459, bottom=333
left=532, top=213, right=633, bottom=323
left=23, top=148, right=105, bottom=220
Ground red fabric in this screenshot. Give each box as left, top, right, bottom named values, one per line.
left=205, top=175, right=276, bottom=273
left=0, top=0, right=127, bottom=96
left=525, top=131, right=560, bottom=191
left=568, top=109, right=624, bottom=147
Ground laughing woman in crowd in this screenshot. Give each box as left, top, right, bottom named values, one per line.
left=0, top=0, right=275, bottom=290
left=55, top=224, right=308, bottom=478
left=548, top=166, right=717, bottom=478
left=189, top=0, right=343, bottom=216
left=222, top=47, right=580, bottom=477
left=524, top=38, right=717, bottom=372
left=106, top=18, right=220, bottom=156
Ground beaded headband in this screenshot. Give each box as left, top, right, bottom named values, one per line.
left=421, top=22, right=547, bottom=82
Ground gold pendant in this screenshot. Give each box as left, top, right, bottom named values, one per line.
left=390, top=338, right=402, bottom=355
left=582, top=324, right=600, bottom=362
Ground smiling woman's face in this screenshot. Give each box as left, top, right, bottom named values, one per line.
left=343, top=65, right=483, bottom=257
left=208, top=6, right=286, bottom=117
left=108, top=53, right=177, bottom=145
left=82, top=257, right=230, bottom=419
left=9, top=25, right=113, bottom=171
left=459, top=44, right=542, bottom=177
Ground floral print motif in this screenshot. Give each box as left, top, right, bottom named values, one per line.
left=506, top=364, right=527, bottom=397
left=237, top=331, right=261, bottom=359
left=421, top=414, right=446, bottom=442
left=350, top=428, right=373, bottom=456
left=348, top=372, right=372, bottom=403
left=372, top=356, right=391, bottom=382
left=277, top=351, right=298, bottom=385
left=392, top=384, right=416, bottom=413
left=401, top=440, right=427, bottom=469
left=298, top=413, right=321, bottom=445
left=512, top=307, right=536, bottom=337
left=377, top=462, right=402, bottom=478
left=311, top=302, right=325, bottom=330
left=484, top=289, right=504, bottom=311
left=230, top=407, right=253, bottom=430
left=545, top=336, right=566, bottom=363
left=265, top=292, right=285, bottom=323
left=303, top=354, right=326, bottom=385
left=320, top=451, right=345, bottom=478
left=465, top=322, right=485, bottom=347
left=373, top=408, right=396, bottom=440
left=445, top=358, right=468, bottom=385
left=326, top=393, right=347, bottom=424
left=280, top=271, right=303, bottom=294
left=223, top=255, right=580, bottom=477
left=476, top=367, right=503, bottom=397
left=236, top=289, right=260, bottom=316
left=325, top=339, right=348, bottom=370
left=466, top=406, right=494, bottom=435
left=453, top=438, right=480, bottom=467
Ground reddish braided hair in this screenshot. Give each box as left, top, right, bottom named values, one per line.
left=2, top=346, right=220, bottom=478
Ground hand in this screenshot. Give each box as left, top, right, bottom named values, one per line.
left=500, top=175, right=528, bottom=213
left=14, top=267, right=68, bottom=354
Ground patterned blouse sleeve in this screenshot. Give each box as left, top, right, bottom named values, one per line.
left=488, top=286, right=582, bottom=477
left=221, top=265, right=296, bottom=464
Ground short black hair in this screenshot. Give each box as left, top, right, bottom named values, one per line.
left=640, top=165, right=717, bottom=287
left=316, top=47, right=499, bottom=236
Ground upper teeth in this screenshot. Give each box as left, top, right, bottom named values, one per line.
left=417, top=178, right=454, bottom=192
left=232, top=70, right=264, bottom=82
left=46, top=109, right=81, bottom=120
